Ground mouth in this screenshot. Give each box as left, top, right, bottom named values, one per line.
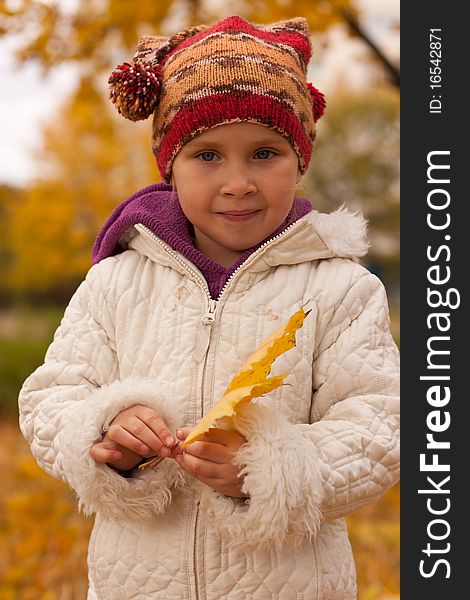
left=218, top=209, right=261, bottom=222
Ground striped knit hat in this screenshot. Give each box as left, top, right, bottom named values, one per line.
left=108, top=15, right=325, bottom=182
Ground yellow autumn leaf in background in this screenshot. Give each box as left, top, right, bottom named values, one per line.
left=182, top=305, right=310, bottom=447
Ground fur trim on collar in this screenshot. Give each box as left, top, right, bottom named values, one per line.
left=312, top=206, right=370, bottom=259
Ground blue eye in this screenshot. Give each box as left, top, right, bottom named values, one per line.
left=198, top=151, right=218, bottom=162
left=255, top=149, right=275, bottom=160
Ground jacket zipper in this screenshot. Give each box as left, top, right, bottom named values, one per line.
left=216, top=219, right=303, bottom=298
left=135, top=224, right=210, bottom=600
left=134, top=218, right=304, bottom=599
left=193, top=299, right=217, bottom=362
left=193, top=499, right=201, bottom=600
left=135, top=218, right=303, bottom=307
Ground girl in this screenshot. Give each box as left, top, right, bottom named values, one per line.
left=19, top=16, right=400, bottom=600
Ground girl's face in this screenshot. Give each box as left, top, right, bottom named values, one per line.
left=171, top=122, right=301, bottom=267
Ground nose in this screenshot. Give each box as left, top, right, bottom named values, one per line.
left=220, top=164, right=257, bottom=198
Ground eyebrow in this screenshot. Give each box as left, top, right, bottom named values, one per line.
left=185, top=135, right=287, bottom=148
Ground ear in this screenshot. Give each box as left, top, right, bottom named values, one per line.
left=296, top=169, right=302, bottom=184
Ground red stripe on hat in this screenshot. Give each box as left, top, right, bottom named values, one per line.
left=165, top=16, right=311, bottom=67
left=156, top=92, right=312, bottom=178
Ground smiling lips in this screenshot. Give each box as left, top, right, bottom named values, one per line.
left=219, top=209, right=261, bottom=222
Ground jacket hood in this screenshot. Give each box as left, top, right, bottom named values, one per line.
left=313, top=206, right=370, bottom=258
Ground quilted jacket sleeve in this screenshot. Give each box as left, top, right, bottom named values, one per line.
left=300, top=271, right=400, bottom=520
left=199, top=268, right=399, bottom=549
left=18, top=258, right=186, bottom=522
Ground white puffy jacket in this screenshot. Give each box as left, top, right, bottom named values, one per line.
left=19, top=209, right=400, bottom=600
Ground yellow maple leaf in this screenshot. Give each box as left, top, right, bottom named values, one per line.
left=181, top=305, right=310, bottom=447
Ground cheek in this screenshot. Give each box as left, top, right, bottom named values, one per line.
left=176, top=190, right=210, bottom=228
left=266, top=169, right=298, bottom=202
left=177, top=197, right=198, bottom=222
left=270, top=160, right=301, bottom=187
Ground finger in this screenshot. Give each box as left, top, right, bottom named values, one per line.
left=90, top=443, right=123, bottom=464
left=107, top=424, right=152, bottom=456
left=176, top=452, right=225, bottom=479
left=135, top=408, right=176, bottom=447
left=124, top=417, right=173, bottom=455
left=175, top=454, right=244, bottom=497
left=183, top=440, right=230, bottom=464
left=111, top=416, right=174, bottom=456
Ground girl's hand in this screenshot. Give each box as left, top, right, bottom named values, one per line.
left=89, top=439, right=142, bottom=471
left=90, top=404, right=176, bottom=471
left=175, top=427, right=248, bottom=498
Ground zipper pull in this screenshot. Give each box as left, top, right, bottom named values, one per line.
left=193, top=300, right=217, bottom=362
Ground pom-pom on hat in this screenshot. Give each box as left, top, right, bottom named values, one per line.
left=108, top=16, right=326, bottom=182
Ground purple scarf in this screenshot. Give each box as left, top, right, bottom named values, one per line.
left=92, top=183, right=312, bottom=299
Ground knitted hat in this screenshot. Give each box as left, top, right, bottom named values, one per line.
left=108, top=15, right=325, bottom=182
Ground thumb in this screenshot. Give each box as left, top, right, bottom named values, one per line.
left=90, top=441, right=123, bottom=464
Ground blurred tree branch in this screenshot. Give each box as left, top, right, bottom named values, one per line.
left=339, top=7, right=400, bottom=88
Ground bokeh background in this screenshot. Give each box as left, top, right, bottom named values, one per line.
left=0, top=1, right=399, bottom=598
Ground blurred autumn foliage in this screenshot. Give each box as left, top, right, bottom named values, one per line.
left=0, top=421, right=92, bottom=599
left=0, top=0, right=399, bottom=597
left=308, top=87, right=400, bottom=300
left=2, top=79, right=156, bottom=298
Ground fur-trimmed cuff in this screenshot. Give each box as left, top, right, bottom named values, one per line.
left=199, top=403, right=324, bottom=550
left=59, top=378, right=186, bottom=520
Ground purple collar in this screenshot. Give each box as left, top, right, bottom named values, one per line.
left=92, top=182, right=312, bottom=299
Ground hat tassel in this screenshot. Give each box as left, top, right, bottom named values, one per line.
left=108, top=60, right=162, bottom=121
left=307, top=83, right=326, bottom=122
